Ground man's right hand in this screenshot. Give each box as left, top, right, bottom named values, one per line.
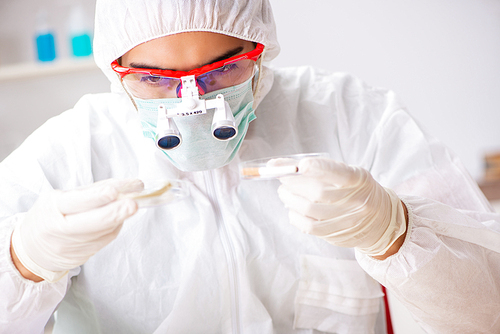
left=10, top=179, right=143, bottom=282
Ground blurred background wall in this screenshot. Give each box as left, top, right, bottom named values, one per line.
left=271, top=0, right=500, bottom=183
left=1, top=1, right=499, bottom=333
left=0, top=1, right=108, bottom=160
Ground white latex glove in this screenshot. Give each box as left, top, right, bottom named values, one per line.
left=276, top=157, right=406, bottom=256
left=11, top=179, right=144, bottom=282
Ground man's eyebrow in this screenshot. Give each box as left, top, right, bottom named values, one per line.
left=202, top=46, right=244, bottom=66
left=128, top=46, right=245, bottom=71
left=128, top=63, right=169, bottom=70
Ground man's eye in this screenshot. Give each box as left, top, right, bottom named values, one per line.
left=219, top=64, right=238, bottom=72
left=142, top=76, right=163, bottom=83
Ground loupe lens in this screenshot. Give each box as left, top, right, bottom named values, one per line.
left=158, top=136, right=181, bottom=149
left=213, top=127, right=237, bottom=140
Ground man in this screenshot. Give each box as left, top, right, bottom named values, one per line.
left=1, top=0, right=499, bottom=333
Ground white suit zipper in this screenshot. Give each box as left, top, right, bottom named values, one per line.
left=204, top=170, right=241, bottom=334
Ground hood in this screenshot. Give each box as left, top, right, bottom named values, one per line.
left=93, top=0, right=280, bottom=106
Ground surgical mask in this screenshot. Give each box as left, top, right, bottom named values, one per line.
left=133, top=77, right=256, bottom=172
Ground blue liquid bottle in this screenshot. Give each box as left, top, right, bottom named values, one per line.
left=71, top=34, right=92, bottom=57
left=69, top=5, right=92, bottom=57
left=35, top=10, right=57, bottom=62
left=36, top=34, right=56, bottom=62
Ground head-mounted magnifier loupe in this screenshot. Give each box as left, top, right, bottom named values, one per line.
left=155, top=75, right=237, bottom=151
left=112, top=44, right=264, bottom=151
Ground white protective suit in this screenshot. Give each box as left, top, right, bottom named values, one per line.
left=1, top=0, right=500, bottom=333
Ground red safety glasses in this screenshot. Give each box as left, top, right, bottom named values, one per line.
left=111, top=43, right=264, bottom=99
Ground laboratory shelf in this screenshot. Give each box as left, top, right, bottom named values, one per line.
left=0, top=58, right=99, bottom=82
left=479, top=179, right=500, bottom=201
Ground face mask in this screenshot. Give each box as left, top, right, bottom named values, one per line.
left=133, top=78, right=256, bottom=172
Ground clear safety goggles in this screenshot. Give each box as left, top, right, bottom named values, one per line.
left=111, top=43, right=264, bottom=99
